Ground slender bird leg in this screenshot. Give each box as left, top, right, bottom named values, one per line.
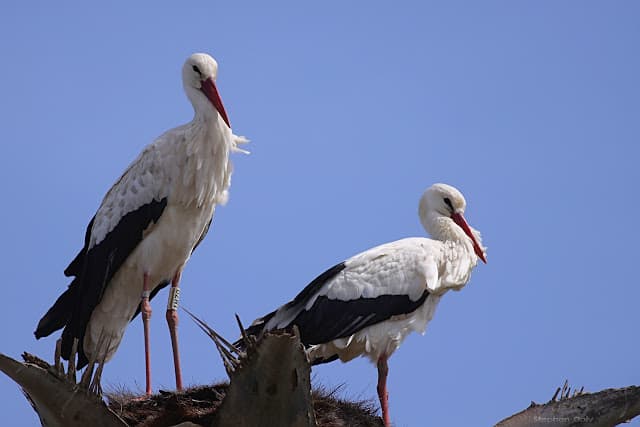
left=141, top=272, right=153, bottom=396
left=377, top=355, right=391, bottom=427
left=166, top=269, right=183, bottom=391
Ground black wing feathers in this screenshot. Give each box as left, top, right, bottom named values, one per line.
left=233, top=262, right=346, bottom=350
left=290, top=262, right=347, bottom=307
left=294, top=291, right=429, bottom=345
left=35, top=198, right=167, bottom=368
left=64, top=217, right=95, bottom=277
left=34, top=277, right=80, bottom=339
left=237, top=259, right=430, bottom=363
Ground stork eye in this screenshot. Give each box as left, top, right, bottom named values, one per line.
left=192, top=65, right=201, bottom=75
left=444, top=197, right=453, bottom=209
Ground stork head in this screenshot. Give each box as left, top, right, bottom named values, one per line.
left=182, top=53, right=231, bottom=128
left=418, top=183, right=487, bottom=263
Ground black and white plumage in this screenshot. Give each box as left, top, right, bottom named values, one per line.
left=241, top=183, right=486, bottom=426
left=35, top=53, right=248, bottom=394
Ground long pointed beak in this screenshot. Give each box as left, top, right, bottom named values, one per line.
left=451, top=212, right=487, bottom=264
left=200, top=78, right=231, bottom=128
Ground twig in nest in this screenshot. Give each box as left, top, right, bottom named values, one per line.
left=183, top=307, right=244, bottom=377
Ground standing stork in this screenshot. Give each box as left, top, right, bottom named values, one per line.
left=240, top=183, right=486, bottom=426
left=35, top=53, right=248, bottom=395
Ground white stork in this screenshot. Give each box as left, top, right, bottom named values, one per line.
left=35, top=52, right=248, bottom=395
left=240, top=183, right=486, bottom=426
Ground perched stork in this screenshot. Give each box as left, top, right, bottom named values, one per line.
left=240, top=183, right=486, bottom=426
left=34, top=53, right=248, bottom=395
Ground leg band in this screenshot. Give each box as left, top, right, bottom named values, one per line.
left=167, top=287, right=180, bottom=311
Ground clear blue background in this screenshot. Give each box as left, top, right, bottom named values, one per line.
left=1, top=2, right=639, bottom=426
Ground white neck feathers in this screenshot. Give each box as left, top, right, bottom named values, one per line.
left=171, top=113, right=233, bottom=208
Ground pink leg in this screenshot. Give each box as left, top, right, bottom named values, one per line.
left=377, top=355, right=391, bottom=427
left=166, top=269, right=183, bottom=391
left=141, top=272, right=153, bottom=396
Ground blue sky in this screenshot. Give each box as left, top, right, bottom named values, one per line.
left=1, top=2, right=639, bottom=426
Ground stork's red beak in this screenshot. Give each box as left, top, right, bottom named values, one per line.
left=201, top=78, right=231, bottom=128
left=451, top=212, right=487, bottom=263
